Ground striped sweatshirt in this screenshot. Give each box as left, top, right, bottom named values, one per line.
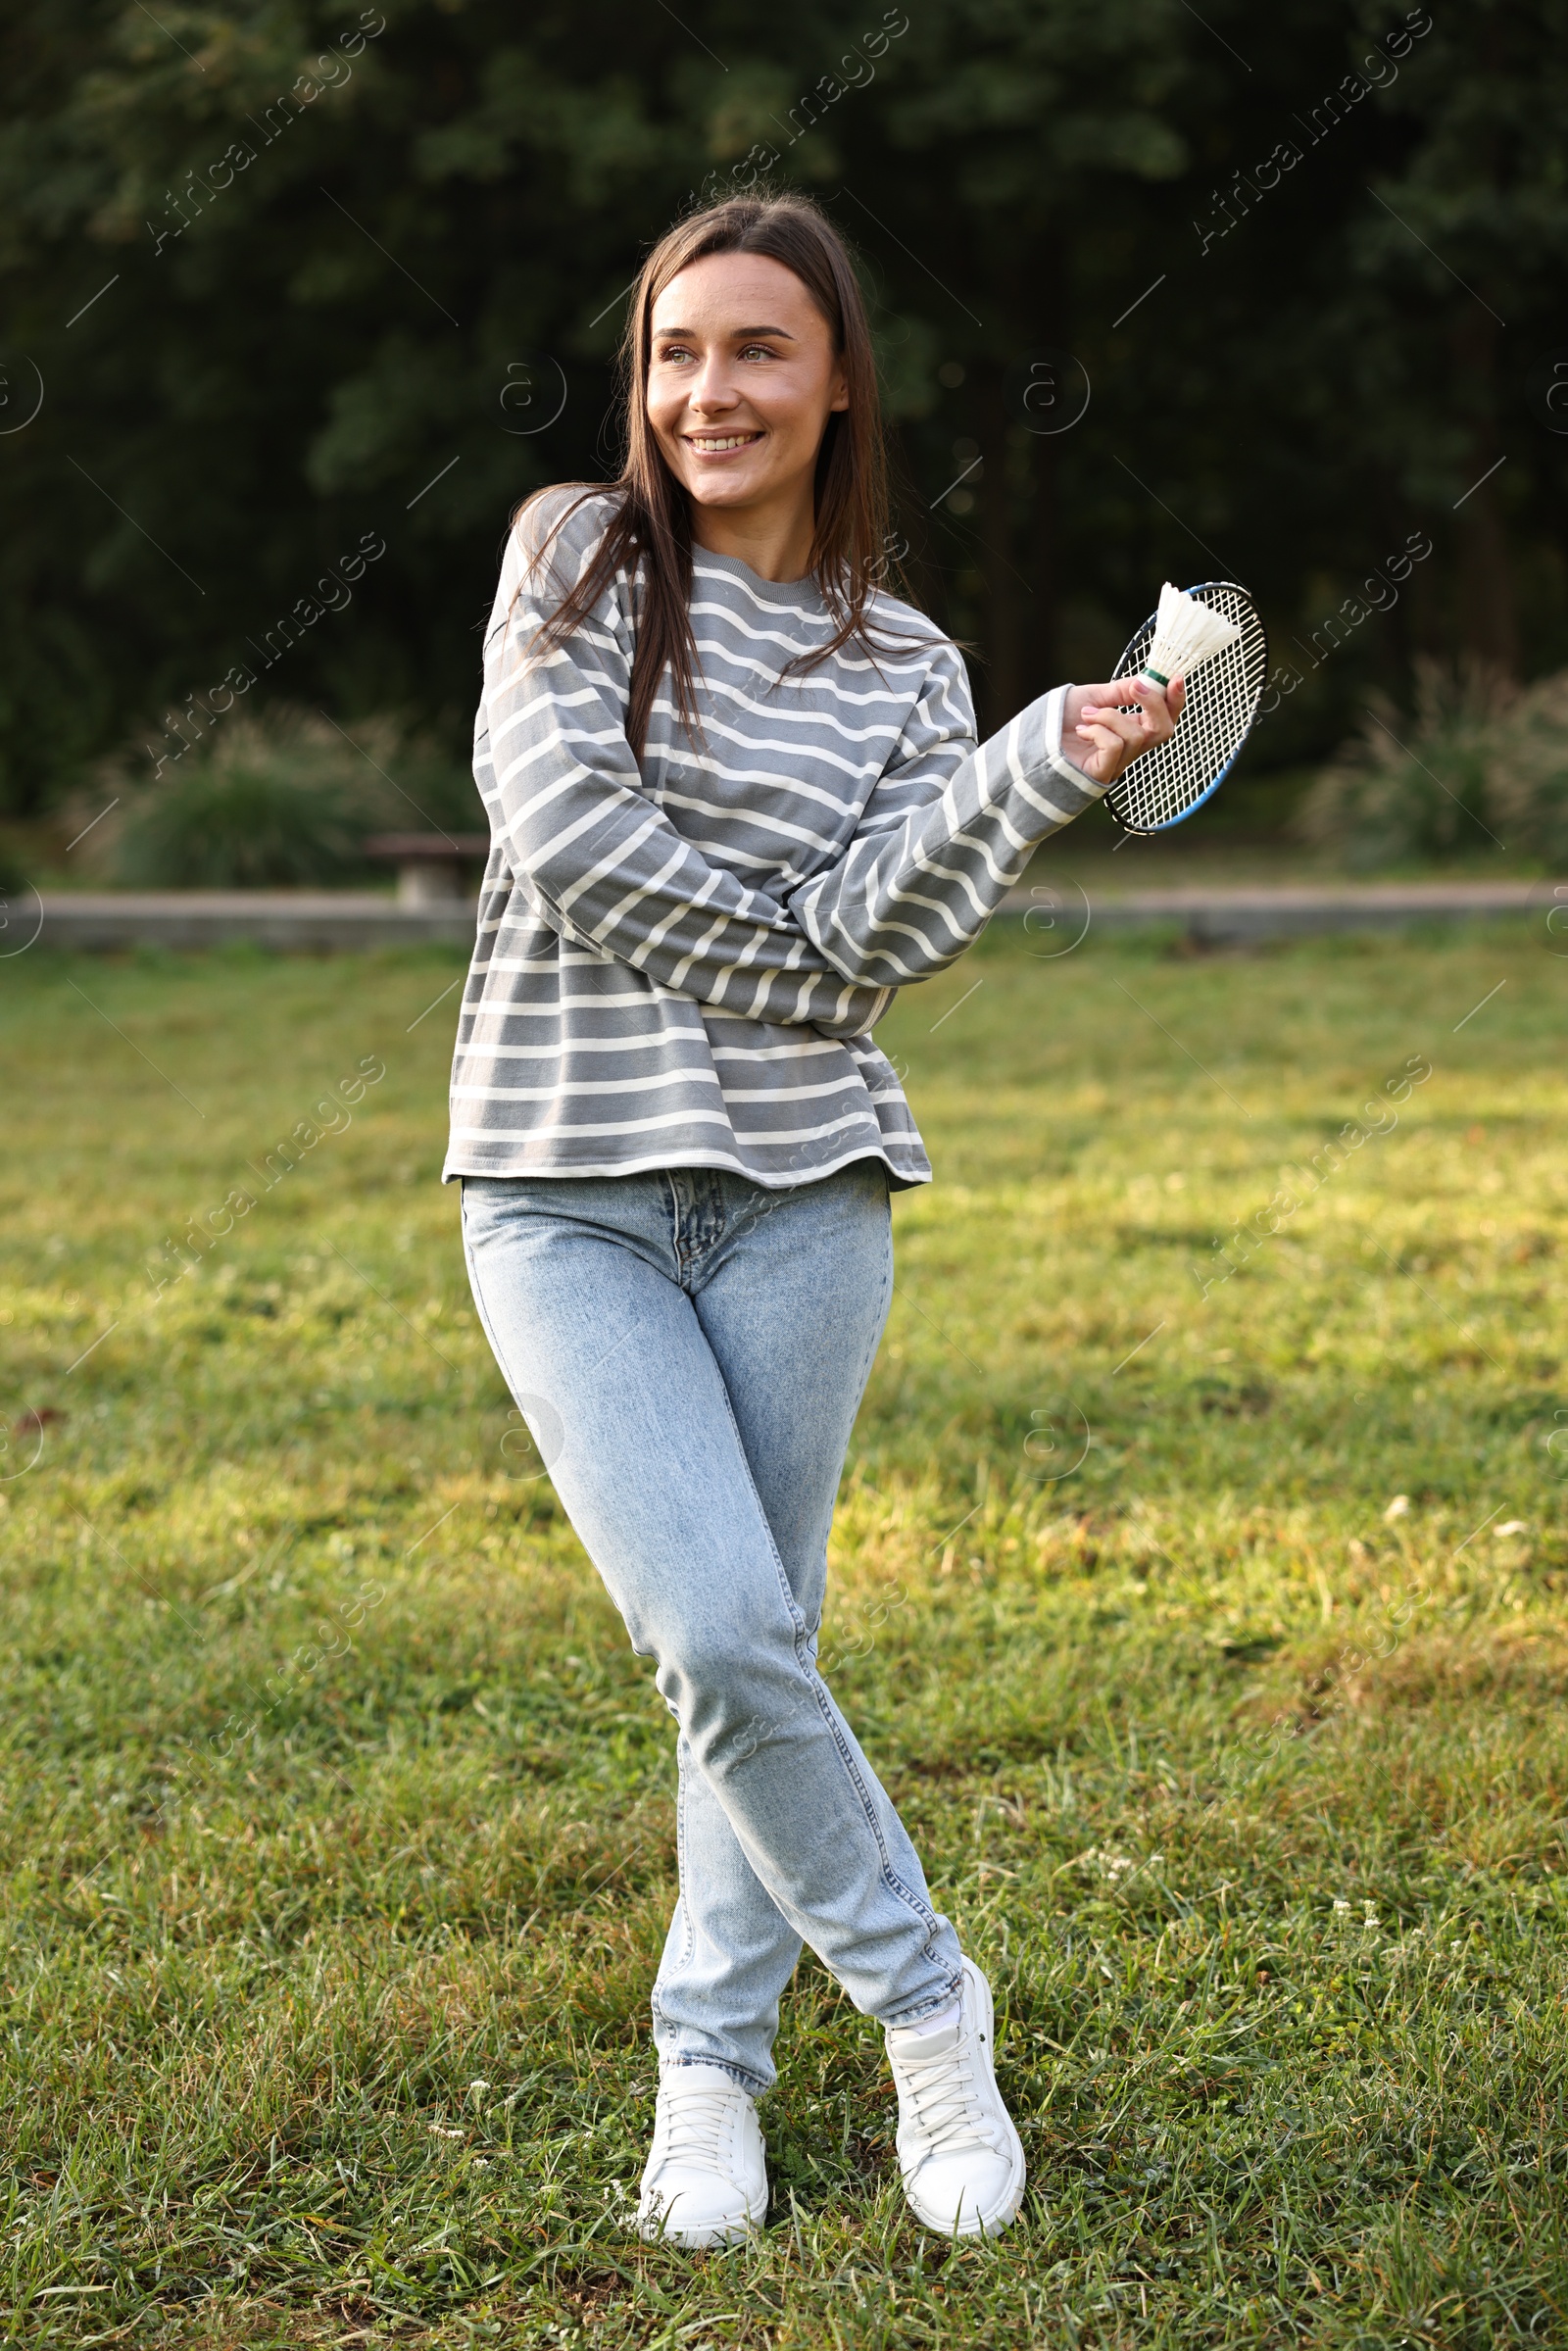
left=443, top=488, right=1106, bottom=1192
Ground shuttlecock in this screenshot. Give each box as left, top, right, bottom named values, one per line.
left=1138, top=582, right=1242, bottom=689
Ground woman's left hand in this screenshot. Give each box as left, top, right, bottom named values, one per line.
left=1061, top=675, right=1185, bottom=787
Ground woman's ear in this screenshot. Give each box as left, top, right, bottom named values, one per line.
left=829, top=362, right=850, bottom=414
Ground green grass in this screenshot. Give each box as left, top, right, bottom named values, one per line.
left=1, top=922, right=1566, bottom=2347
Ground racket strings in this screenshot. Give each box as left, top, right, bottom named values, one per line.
left=1104, top=583, right=1268, bottom=833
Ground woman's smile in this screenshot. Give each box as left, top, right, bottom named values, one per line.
left=683, top=429, right=766, bottom=457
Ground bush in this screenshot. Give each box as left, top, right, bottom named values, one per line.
left=1297, top=661, right=1568, bottom=869
left=100, top=709, right=479, bottom=889
left=1489, top=671, right=1568, bottom=866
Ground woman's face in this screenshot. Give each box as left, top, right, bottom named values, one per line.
left=646, top=251, right=848, bottom=517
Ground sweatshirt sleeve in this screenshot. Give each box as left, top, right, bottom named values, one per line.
left=785, top=637, right=1106, bottom=986
left=478, top=492, right=893, bottom=1039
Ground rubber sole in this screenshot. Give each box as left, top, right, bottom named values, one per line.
left=636, top=2188, right=768, bottom=2250
left=901, top=1959, right=1027, bottom=2237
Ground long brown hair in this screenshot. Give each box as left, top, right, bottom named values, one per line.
left=516, top=191, right=918, bottom=760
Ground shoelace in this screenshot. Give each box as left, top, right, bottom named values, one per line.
left=895, top=2040, right=994, bottom=2157
left=658, top=2080, right=744, bottom=2169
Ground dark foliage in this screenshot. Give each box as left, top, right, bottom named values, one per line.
left=0, top=0, right=1563, bottom=813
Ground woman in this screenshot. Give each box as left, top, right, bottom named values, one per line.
left=448, top=192, right=1179, bottom=2246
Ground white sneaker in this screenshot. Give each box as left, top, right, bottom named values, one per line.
left=885, top=1957, right=1026, bottom=2236
left=637, top=2063, right=768, bottom=2248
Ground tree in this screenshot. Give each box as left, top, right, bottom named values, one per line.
left=0, top=0, right=1563, bottom=816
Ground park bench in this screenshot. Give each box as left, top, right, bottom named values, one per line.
left=363, top=832, right=489, bottom=905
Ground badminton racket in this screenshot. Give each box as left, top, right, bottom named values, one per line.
left=1102, top=579, right=1268, bottom=834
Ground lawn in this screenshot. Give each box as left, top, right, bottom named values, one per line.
left=1, top=919, right=1565, bottom=2347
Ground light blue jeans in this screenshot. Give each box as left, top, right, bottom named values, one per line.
left=460, top=1159, right=962, bottom=2091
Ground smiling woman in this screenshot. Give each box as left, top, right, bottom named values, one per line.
left=534, top=195, right=899, bottom=762
left=441, top=191, right=1181, bottom=2254
left=647, top=253, right=851, bottom=563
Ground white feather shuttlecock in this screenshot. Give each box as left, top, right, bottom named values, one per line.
left=1138, top=581, right=1242, bottom=689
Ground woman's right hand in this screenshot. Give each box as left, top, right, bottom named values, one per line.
left=1061, top=674, right=1185, bottom=787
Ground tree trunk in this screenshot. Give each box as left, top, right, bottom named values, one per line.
left=885, top=420, right=949, bottom=638
left=1456, top=464, right=1519, bottom=677
left=976, top=367, right=1026, bottom=732
left=1450, top=283, right=1517, bottom=675
left=1026, top=428, right=1059, bottom=697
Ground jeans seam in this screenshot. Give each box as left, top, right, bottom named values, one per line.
left=708, top=1373, right=946, bottom=1956
left=460, top=1183, right=521, bottom=1410
left=816, top=1196, right=946, bottom=1964
left=649, top=1751, right=696, bottom=2051
left=849, top=1195, right=895, bottom=1413
left=460, top=1185, right=570, bottom=1512
left=674, top=1744, right=696, bottom=1972
left=810, top=1685, right=946, bottom=1950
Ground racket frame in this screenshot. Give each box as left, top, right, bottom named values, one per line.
left=1103, top=578, right=1268, bottom=834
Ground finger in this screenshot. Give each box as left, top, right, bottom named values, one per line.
left=1082, top=676, right=1173, bottom=715
left=1084, top=688, right=1180, bottom=748
left=1156, top=685, right=1182, bottom=739
left=1074, top=720, right=1129, bottom=756
left=1074, top=721, right=1135, bottom=778
left=1075, top=707, right=1148, bottom=752
left=1080, top=681, right=1177, bottom=746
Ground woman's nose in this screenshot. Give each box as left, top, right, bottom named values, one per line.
left=689, top=361, right=738, bottom=413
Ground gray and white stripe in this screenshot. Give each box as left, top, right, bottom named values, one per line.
left=444, top=489, right=1105, bottom=1191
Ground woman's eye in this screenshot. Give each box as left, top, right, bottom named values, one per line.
left=738, top=344, right=776, bottom=362
left=658, top=346, right=695, bottom=366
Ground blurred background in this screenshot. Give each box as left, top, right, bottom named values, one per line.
left=3, top=0, right=1567, bottom=884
